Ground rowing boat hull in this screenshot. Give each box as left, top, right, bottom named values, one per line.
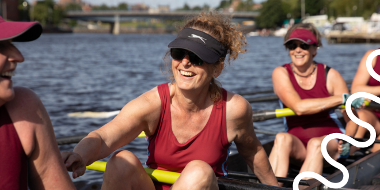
left=305, top=149, right=380, bottom=190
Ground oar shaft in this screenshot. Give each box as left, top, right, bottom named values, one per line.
left=86, top=161, right=180, bottom=184
left=254, top=130, right=380, bottom=144
left=56, top=132, right=146, bottom=145
left=252, top=108, right=294, bottom=122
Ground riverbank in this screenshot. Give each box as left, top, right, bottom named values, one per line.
left=326, top=31, right=380, bottom=43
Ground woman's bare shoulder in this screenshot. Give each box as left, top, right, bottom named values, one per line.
left=6, top=87, right=42, bottom=115
left=226, top=91, right=251, bottom=124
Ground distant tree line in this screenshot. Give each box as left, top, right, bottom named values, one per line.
left=217, top=0, right=256, bottom=11
left=256, top=0, right=380, bottom=29
left=175, top=3, right=211, bottom=11
left=21, top=0, right=129, bottom=27
left=19, top=0, right=380, bottom=28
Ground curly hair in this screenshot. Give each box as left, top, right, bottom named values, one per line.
left=284, top=23, right=323, bottom=48
left=163, top=11, right=247, bottom=102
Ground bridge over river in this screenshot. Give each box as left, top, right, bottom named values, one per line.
left=66, top=10, right=259, bottom=34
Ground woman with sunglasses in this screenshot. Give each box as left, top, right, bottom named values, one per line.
left=0, top=18, right=75, bottom=189
left=268, top=23, right=361, bottom=181
left=351, top=49, right=380, bottom=153
left=62, top=12, right=278, bottom=189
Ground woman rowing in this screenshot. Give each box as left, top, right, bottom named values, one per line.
left=0, top=18, right=75, bottom=189
left=351, top=49, right=380, bottom=153
left=269, top=23, right=362, bottom=181
left=62, top=12, right=278, bottom=189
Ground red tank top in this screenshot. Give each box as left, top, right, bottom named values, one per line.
left=146, top=83, right=230, bottom=189
left=0, top=105, right=28, bottom=190
left=281, top=63, right=345, bottom=143
left=367, top=54, right=380, bottom=118
left=368, top=54, right=380, bottom=86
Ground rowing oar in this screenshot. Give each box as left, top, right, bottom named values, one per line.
left=58, top=107, right=297, bottom=145
left=254, top=129, right=380, bottom=143
left=68, top=97, right=376, bottom=119
left=59, top=103, right=377, bottom=145
left=239, top=80, right=353, bottom=96
left=56, top=132, right=147, bottom=145
left=86, top=160, right=309, bottom=186
left=87, top=160, right=180, bottom=184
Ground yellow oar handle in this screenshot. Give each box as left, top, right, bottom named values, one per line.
left=86, top=161, right=180, bottom=184
left=275, top=108, right=295, bottom=118
left=138, top=131, right=146, bottom=137
left=274, top=100, right=370, bottom=118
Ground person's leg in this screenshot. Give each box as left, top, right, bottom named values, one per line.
left=170, top=160, right=218, bottom=190
left=102, top=150, right=155, bottom=190
left=354, top=110, right=380, bottom=152
left=299, top=136, right=339, bottom=176
left=269, top=132, right=306, bottom=178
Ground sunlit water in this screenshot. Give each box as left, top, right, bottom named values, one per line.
left=13, top=33, right=380, bottom=187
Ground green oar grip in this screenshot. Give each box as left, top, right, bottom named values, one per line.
left=86, top=161, right=180, bottom=184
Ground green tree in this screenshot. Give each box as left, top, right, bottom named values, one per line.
left=118, top=3, right=128, bottom=10
left=31, top=0, right=64, bottom=26
left=217, top=0, right=233, bottom=9
left=192, top=6, right=202, bottom=11
left=236, top=0, right=255, bottom=11
left=256, top=0, right=286, bottom=28
left=176, top=3, right=191, bottom=11
left=328, top=0, right=380, bottom=19
left=92, top=4, right=110, bottom=10
left=202, top=4, right=210, bottom=11
left=18, top=0, right=30, bottom=21
left=65, top=3, right=82, bottom=11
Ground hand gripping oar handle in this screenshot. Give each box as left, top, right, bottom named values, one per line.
left=87, top=160, right=180, bottom=184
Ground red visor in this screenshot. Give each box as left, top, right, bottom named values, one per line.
left=0, top=16, right=42, bottom=42
left=284, top=28, right=317, bottom=46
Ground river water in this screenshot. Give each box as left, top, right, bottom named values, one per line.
left=13, top=33, right=379, bottom=188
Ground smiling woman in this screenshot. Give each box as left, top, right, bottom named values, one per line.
left=61, top=11, right=279, bottom=190
left=0, top=17, right=76, bottom=189
left=269, top=23, right=363, bottom=186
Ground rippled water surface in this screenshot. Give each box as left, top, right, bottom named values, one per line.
left=13, top=33, right=380, bottom=187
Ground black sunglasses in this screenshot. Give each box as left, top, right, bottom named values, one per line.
left=286, top=42, right=313, bottom=50
left=170, top=48, right=204, bottom=66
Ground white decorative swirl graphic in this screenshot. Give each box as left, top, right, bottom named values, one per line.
left=292, top=49, right=380, bottom=189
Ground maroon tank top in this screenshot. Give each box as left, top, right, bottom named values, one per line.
left=281, top=63, right=344, bottom=146
left=146, top=83, right=230, bottom=190
left=367, top=54, right=380, bottom=118
left=368, top=54, right=380, bottom=86
left=0, top=105, right=28, bottom=190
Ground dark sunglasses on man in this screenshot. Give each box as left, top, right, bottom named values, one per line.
left=285, top=42, right=315, bottom=50
left=170, top=48, right=205, bottom=66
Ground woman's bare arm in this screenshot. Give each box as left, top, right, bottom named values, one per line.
left=351, top=49, right=380, bottom=95
left=7, top=87, right=76, bottom=190
left=62, top=87, right=161, bottom=178
left=226, top=92, right=278, bottom=186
